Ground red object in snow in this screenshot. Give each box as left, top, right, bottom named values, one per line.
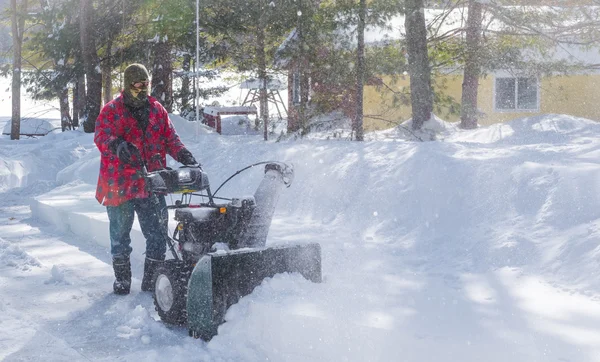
left=201, top=106, right=257, bottom=134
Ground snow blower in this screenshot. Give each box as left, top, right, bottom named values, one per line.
left=137, top=156, right=321, bottom=340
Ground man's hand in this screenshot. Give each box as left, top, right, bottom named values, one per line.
left=109, top=138, right=138, bottom=165
left=177, top=148, right=198, bottom=166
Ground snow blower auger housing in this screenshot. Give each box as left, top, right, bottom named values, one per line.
left=138, top=159, right=322, bottom=340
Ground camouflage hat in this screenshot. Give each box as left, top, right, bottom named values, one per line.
left=124, top=63, right=150, bottom=87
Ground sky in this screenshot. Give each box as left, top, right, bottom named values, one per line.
left=2, top=80, right=600, bottom=361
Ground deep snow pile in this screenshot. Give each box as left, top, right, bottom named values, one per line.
left=1, top=111, right=600, bottom=361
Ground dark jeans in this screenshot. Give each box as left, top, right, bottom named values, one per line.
left=107, top=195, right=168, bottom=260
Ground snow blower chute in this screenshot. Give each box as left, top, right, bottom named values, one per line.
left=137, top=157, right=321, bottom=340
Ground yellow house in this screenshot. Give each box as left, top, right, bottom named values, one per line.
left=363, top=69, right=600, bottom=131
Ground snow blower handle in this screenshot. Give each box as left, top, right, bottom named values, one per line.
left=182, top=161, right=202, bottom=171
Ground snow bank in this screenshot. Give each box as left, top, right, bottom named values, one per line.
left=30, top=181, right=184, bottom=263
left=2, top=118, right=58, bottom=136
left=0, top=130, right=93, bottom=191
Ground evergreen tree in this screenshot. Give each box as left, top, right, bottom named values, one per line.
left=24, top=0, right=81, bottom=131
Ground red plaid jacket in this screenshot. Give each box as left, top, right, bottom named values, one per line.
left=94, top=93, right=186, bottom=206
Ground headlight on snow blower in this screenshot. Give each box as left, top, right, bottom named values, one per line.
left=178, top=169, right=192, bottom=183
left=172, top=168, right=210, bottom=193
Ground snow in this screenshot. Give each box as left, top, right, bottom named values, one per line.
left=2, top=118, right=58, bottom=136
left=0, top=88, right=62, bottom=136
left=202, top=105, right=257, bottom=116
left=2, top=81, right=600, bottom=361
left=239, top=78, right=286, bottom=90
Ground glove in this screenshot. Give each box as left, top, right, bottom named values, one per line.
left=109, top=138, right=138, bottom=165
left=117, top=142, right=139, bottom=165
left=177, top=148, right=197, bottom=166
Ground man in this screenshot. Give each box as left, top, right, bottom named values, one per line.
left=94, top=63, right=198, bottom=295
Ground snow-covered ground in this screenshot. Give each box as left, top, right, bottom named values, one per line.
left=2, top=83, right=600, bottom=361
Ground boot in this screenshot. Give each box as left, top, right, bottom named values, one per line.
left=112, top=255, right=131, bottom=295
left=141, top=256, right=164, bottom=292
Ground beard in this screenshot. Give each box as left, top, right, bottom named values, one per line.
left=124, top=87, right=149, bottom=108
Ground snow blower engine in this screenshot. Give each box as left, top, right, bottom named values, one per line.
left=140, top=160, right=321, bottom=340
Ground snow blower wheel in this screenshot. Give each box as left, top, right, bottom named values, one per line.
left=153, top=260, right=188, bottom=326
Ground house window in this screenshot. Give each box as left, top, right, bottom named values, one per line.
left=494, top=77, right=539, bottom=111
left=292, top=71, right=301, bottom=105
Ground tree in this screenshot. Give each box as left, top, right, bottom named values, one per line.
left=280, top=0, right=401, bottom=136
left=256, top=3, right=269, bottom=140
left=274, top=0, right=323, bottom=134
left=127, top=0, right=226, bottom=115
left=353, top=0, right=366, bottom=141
left=140, top=0, right=182, bottom=112
left=460, top=0, right=483, bottom=129
left=199, top=0, right=299, bottom=140
left=24, top=0, right=82, bottom=132
left=79, top=0, right=101, bottom=133
left=151, top=39, right=173, bottom=111
left=404, top=0, right=432, bottom=130
left=10, top=0, right=27, bottom=140
left=101, top=38, right=112, bottom=105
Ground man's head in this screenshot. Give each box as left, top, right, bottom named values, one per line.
left=124, top=63, right=150, bottom=100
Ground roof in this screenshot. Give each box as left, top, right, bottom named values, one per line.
left=274, top=28, right=300, bottom=68
left=239, top=78, right=286, bottom=90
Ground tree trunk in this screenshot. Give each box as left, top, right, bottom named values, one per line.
left=256, top=26, right=269, bottom=141
left=299, top=66, right=309, bottom=130
left=73, top=74, right=85, bottom=128
left=102, top=39, right=113, bottom=105
left=405, top=0, right=433, bottom=131
left=460, top=0, right=483, bottom=129
left=80, top=0, right=102, bottom=133
left=59, top=87, right=72, bottom=131
left=192, top=58, right=197, bottom=118
left=10, top=0, right=26, bottom=140
left=353, top=0, right=366, bottom=141
left=295, top=6, right=310, bottom=134
left=181, top=53, right=191, bottom=113
left=286, top=70, right=298, bottom=133
left=151, top=40, right=173, bottom=112
left=72, top=83, right=79, bottom=127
